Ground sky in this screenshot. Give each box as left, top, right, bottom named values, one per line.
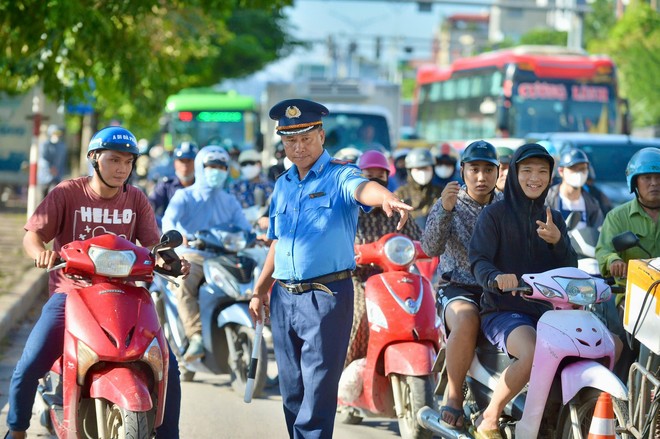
left=253, top=0, right=485, bottom=82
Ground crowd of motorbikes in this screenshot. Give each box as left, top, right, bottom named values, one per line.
left=31, top=157, right=658, bottom=439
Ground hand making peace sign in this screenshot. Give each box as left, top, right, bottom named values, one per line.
left=535, top=206, right=561, bottom=245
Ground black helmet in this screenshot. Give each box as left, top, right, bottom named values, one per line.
left=559, top=148, right=589, bottom=168
left=461, top=140, right=499, bottom=167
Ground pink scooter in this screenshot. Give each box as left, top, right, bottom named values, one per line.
left=418, top=267, right=629, bottom=439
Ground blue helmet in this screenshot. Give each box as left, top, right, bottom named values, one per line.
left=174, top=141, right=199, bottom=160
left=559, top=148, right=589, bottom=168
left=88, top=126, right=139, bottom=156
left=626, top=147, right=660, bottom=193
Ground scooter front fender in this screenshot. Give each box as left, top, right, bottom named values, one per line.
left=384, top=342, right=435, bottom=376
left=217, top=302, right=253, bottom=328
left=89, top=366, right=153, bottom=411
left=561, top=360, right=628, bottom=404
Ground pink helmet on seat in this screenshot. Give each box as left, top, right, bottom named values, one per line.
left=357, top=150, right=390, bottom=173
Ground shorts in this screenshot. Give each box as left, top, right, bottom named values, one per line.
left=437, top=284, right=481, bottom=333
left=481, top=311, right=538, bottom=356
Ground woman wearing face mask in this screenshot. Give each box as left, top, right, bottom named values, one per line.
left=544, top=148, right=604, bottom=229
left=343, top=150, right=422, bottom=369
left=394, top=148, right=444, bottom=229
left=161, top=145, right=252, bottom=362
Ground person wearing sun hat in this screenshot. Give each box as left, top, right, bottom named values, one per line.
left=248, top=98, right=413, bottom=438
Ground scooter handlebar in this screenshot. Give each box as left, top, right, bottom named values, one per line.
left=154, top=248, right=183, bottom=277
left=487, top=277, right=531, bottom=294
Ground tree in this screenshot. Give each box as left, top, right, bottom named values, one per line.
left=519, top=28, right=567, bottom=46
left=583, top=0, right=617, bottom=43
left=0, top=0, right=299, bottom=134
left=588, top=1, right=660, bottom=127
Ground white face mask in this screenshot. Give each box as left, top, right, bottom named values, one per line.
left=435, top=165, right=454, bottom=179
left=283, top=157, right=293, bottom=170
left=241, top=164, right=261, bottom=180
left=411, top=168, right=433, bottom=186
left=564, top=169, right=588, bottom=188
left=204, top=168, right=228, bottom=188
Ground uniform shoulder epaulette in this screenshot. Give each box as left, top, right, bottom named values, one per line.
left=330, top=159, right=351, bottom=165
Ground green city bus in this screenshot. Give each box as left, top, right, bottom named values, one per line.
left=163, top=88, right=262, bottom=151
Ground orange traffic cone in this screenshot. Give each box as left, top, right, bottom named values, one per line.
left=588, top=392, right=616, bottom=439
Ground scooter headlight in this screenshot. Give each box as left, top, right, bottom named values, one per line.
left=554, top=276, right=597, bottom=305
left=88, top=246, right=136, bottom=277
left=383, top=236, right=415, bottom=266
left=215, top=229, right=247, bottom=253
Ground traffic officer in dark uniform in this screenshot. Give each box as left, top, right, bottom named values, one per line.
left=148, top=141, right=198, bottom=226
left=249, top=99, right=412, bottom=439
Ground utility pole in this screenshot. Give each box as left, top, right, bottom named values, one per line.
left=26, top=87, right=44, bottom=218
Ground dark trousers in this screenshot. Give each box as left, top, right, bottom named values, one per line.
left=271, top=278, right=354, bottom=439
left=7, top=293, right=181, bottom=438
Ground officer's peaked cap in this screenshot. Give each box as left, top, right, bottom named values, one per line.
left=269, top=99, right=329, bottom=135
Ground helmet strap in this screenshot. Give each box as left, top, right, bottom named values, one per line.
left=638, top=198, right=660, bottom=211
left=90, top=151, right=121, bottom=190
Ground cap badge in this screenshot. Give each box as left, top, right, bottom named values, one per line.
left=285, top=106, right=301, bottom=118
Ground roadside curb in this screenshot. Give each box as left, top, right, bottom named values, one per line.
left=0, top=268, right=48, bottom=342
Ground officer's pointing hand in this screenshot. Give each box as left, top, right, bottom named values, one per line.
left=535, top=206, right=560, bottom=245
left=382, top=196, right=413, bottom=230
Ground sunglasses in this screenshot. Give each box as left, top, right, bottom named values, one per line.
left=240, top=161, right=259, bottom=166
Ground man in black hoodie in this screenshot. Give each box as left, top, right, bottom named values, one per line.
left=468, top=143, right=577, bottom=438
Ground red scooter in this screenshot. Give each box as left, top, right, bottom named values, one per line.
left=37, top=231, right=183, bottom=439
left=338, top=233, right=440, bottom=439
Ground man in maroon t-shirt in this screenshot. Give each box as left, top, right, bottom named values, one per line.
left=5, top=127, right=188, bottom=439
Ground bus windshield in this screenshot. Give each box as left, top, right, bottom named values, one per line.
left=169, top=110, right=259, bottom=150
left=322, top=113, right=391, bottom=156
left=164, top=89, right=260, bottom=151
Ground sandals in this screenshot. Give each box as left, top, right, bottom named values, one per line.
left=473, top=428, right=504, bottom=439
left=470, top=412, right=503, bottom=439
left=437, top=404, right=465, bottom=429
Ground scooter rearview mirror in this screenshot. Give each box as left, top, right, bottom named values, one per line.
left=161, top=230, right=183, bottom=249
left=612, top=231, right=640, bottom=253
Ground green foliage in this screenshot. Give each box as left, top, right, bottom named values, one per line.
left=481, top=37, right=517, bottom=53
left=0, top=0, right=296, bottom=135
left=519, top=28, right=567, bottom=46
left=588, top=1, right=660, bottom=127
left=583, top=0, right=617, bottom=43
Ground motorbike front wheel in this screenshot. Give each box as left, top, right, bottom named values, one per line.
left=106, top=403, right=150, bottom=439
left=391, top=374, right=434, bottom=439
left=230, top=326, right=268, bottom=398
left=556, top=389, right=630, bottom=439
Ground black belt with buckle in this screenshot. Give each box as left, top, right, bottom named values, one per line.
left=277, top=269, right=352, bottom=295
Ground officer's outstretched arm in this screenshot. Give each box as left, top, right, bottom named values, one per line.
left=354, top=181, right=413, bottom=230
